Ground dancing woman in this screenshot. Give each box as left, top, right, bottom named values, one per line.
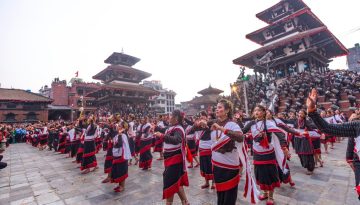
left=111, top=121, right=132, bottom=193
left=210, top=99, right=243, bottom=205
left=307, top=88, right=360, bottom=200
left=189, top=111, right=214, bottom=189
left=184, top=119, right=200, bottom=168
left=292, top=109, right=319, bottom=174
left=154, top=110, right=189, bottom=205
left=81, top=116, right=99, bottom=174
left=102, top=127, right=114, bottom=183
left=127, top=114, right=137, bottom=165
left=265, top=110, right=295, bottom=187
left=138, top=116, right=153, bottom=170
left=241, top=105, right=289, bottom=205
left=153, top=115, right=165, bottom=160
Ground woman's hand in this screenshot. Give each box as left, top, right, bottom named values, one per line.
left=153, top=132, right=162, bottom=137
left=211, top=123, right=225, bottom=132
left=306, top=88, right=318, bottom=112
left=118, top=128, right=124, bottom=134
left=198, top=120, right=208, bottom=128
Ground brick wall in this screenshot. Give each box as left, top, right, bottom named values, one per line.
left=0, top=109, right=49, bottom=123
left=51, top=82, right=69, bottom=106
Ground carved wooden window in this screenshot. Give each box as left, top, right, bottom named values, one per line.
left=5, top=113, right=16, bottom=121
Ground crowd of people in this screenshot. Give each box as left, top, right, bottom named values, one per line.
left=245, top=70, right=360, bottom=114
left=1, top=87, right=360, bottom=205
left=97, top=102, right=155, bottom=118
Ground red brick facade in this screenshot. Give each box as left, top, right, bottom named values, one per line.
left=0, top=88, right=52, bottom=123
left=0, top=109, right=48, bottom=123
left=47, top=79, right=100, bottom=118
left=51, top=80, right=68, bottom=106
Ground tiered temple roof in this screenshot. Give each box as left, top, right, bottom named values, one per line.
left=87, top=52, right=158, bottom=103
left=189, top=85, right=223, bottom=105
left=233, top=0, right=348, bottom=74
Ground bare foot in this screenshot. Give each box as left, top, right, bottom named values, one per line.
left=201, top=184, right=209, bottom=189
left=102, top=178, right=111, bottom=183
left=81, top=169, right=90, bottom=174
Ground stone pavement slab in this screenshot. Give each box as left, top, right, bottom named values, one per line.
left=0, top=141, right=357, bottom=205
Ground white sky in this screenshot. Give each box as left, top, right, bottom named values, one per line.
left=0, top=0, right=359, bottom=103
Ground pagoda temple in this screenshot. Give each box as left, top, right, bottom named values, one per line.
left=233, top=0, right=348, bottom=76
left=185, top=85, right=223, bottom=116
left=87, top=52, right=159, bottom=113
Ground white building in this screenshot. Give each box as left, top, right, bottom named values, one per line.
left=142, top=80, right=176, bottom=114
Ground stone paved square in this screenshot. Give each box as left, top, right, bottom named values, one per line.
left=0, top=141, right=357, bottom=205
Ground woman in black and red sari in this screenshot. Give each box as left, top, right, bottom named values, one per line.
left=58, top=126, right=67, bottom=154
left=138, top=116, right=153, bottom=170
left=194, top=111, right=215, bottom=189
left=210, top=99, right=243, bottom=205
left=70, top=126, right=80, bottom=160
left=81, top=116, right=99, bottom=174
left=153, top=115, right=165, bottom=160
left=102, top=126, right=116, bottom=183
left=154, top=110, right=189, bottom=205
left=242, top=105, right=291, bottom=205
left=293, top=109, right=318, bottom=174
left=111, top=121, right=132, bottom=193
left=71, top=126, right=82, bottom=163
left=75, top=117, right=86, bottom=164
left=64, top=125, right=72, bottom=156
left=185, top=119, right=200, bottom=168
left=265, top=110, right=296, bottom=187
left=38, top=125, right=48, bottom=150
left=190, top=111, right=214, bottom=189
left=127, top=114, right=137, bottom=165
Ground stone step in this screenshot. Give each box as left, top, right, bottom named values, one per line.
left=318, top=96, right=325, bottom=103
left=318, top=102, right=332, bottom=110
left=338, top=100, right=350, bottom=109
left=340, top=93, right=348, bottom=100
left=356, top=93, right=360, bottom=99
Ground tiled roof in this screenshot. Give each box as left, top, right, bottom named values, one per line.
left=86, top=83, right=159, bottom=97
left=198, top=86, right=223, bottom=96
left=233, top=26, right=350, bottom=67
left=0, top=88, right=53, bottom=103
left=189, top=95, right=220, bottom=104
left=93, top=65, right=151, bottom=81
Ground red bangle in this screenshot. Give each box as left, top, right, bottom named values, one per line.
left=224, top=129, right=229, bottom=135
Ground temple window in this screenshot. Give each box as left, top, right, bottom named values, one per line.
left=266, top=31, right=271, bottom=37
left=286, top=21, right=293, bottom=28
left=123, top=73, right=130, bottom=79
left=77, top=89, right=84, bottom=95
left=5, top=113, right=16, bottom=121
left=273, top=6, right=286, bottom=17
left=290, top=42, right=302, bottom=53
left=26, top=112, right=38, bottom=121
left=6, top=103, right=16, bottom=109
left=271, top=25, right=286, bottom=36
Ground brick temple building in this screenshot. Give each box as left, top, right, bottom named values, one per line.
left=183, top=85, right=223, bottom=116
left=233, top=0, right=348, bottom=77
left=0, top=88, right=52, bottom=123
left=231, top=0, right=354, bottom=115
left=86, top=52, right=159, bottom=116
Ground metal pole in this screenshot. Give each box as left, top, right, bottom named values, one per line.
left=71, top=109, right=73, bottom=122
left=243, top=81, right=249, bottom=116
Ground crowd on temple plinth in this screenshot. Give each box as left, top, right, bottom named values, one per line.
left=244, top=69, right=360, bottom=115
left=1, top=90, right=360, bottom=205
